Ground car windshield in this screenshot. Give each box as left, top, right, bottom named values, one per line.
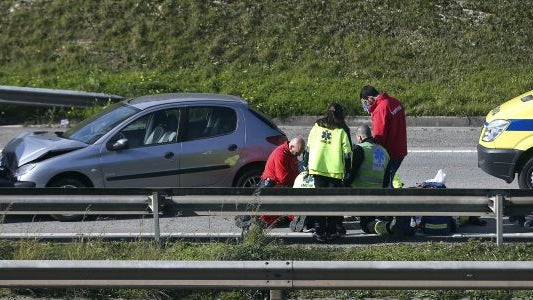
left=62, top=102, right=140, bottom=144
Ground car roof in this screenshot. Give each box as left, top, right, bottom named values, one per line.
left=124, top=93, right=247, bottom=110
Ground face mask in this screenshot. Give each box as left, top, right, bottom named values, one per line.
left=361, top=99, right=371, bottom=114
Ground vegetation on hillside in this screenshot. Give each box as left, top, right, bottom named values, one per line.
left=0, top=0, right=532, bottom=120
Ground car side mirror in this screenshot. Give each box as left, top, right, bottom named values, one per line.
left=107, top=138, right=129, bottom=151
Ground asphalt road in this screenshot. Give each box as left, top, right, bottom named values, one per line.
left=0, top=123, right=527, bottom=242
left=0, top=123, right=518, bottom=189
left=281, top=125, right=518, bottom=189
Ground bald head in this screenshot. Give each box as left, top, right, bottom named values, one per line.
left=288, top=136, right=306, bottom=156
left=356, top=124, right=372, bottom=142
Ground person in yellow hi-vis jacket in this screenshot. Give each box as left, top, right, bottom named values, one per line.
left=348, top=124, right=390, bottom=235
left=305, top=102, right=352, bottom=242
left=349, top=124, right=390, bottom=188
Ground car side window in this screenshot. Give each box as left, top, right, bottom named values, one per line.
left=116, top=108, right=180, bottom=148
left=185, top=106, right=236, bottom=141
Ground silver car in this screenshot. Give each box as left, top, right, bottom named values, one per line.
left=0, top=93, right=287, bottom=189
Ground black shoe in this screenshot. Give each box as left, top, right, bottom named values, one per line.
left=290, top=216, right=307, bottom=232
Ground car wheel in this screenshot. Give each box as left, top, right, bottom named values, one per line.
left=235, top=168, right=262, bottom=187
left=518, top=157, right=533, bottom=189
left=49, top=177, right=88, bottom=222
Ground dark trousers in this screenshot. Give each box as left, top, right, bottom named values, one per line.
left=309, top=175, right=344, bottom=235
left=383, top=158, right=404, bottom=188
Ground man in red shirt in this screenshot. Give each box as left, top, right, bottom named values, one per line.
left=360, top=85, right=407, bottom=188
left=258, top=136, right=305, bottom=226
left=260, top=136, right=306, bottom=187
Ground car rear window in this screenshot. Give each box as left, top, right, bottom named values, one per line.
left=248, top=108, right=281, bottom=131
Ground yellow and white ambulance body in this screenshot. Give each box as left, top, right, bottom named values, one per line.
left=477, top=90, right=533, bottom=189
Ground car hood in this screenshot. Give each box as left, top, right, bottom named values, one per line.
left=1, top=131, right=87, bottom=170
left=485, top=90, right=533, bottom=123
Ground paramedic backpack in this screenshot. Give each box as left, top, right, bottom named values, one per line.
left=417, top=181, right=457, bottom=235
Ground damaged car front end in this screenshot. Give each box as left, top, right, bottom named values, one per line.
left=0, top=131, right=88, bottom=187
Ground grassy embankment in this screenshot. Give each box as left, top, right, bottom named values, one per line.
left=0, top=0, right=532, bottom=123
left=2, top=233, right=533, bottom=299
left=1, top=1, right=533, bottom=299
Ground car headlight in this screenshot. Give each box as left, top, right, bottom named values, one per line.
left=482, top=119, right=509, bottom=142
left=14, top=163, right=36, bottom=177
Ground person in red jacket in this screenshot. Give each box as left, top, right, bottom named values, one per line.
left=235, top=136, right=306, bottom=229
left=360, top=85, right=407, bottom=188
left=260, top=136, right=306, bottom=188
left=258, top=136, right=306, bottom=226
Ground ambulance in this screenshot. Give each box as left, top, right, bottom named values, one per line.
left=477, top=90, right=533, bottom=189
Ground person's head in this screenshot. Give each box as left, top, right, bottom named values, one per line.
left=288, top=136, right=306, bottom=156
left=359, top=85, right=380, bottom=114
left=355, top=124, right=373, bottom=143
left=318, top=102, right=346, bottom=129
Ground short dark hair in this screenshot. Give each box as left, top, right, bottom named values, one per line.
left=360, top=85, right=379, bottom=100
left=356, top=124, right=372, bottom=139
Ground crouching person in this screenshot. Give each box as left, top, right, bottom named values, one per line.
left=349, top=125, right=392, bottom=234
left=235, top=136, right=306, bottom=230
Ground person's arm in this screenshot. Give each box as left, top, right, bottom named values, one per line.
left=351, top=145, right=364, bottom=173
left=342, top=123, right=353, bottom=149
left=371, top=108, right=387, bottom=146
left=341, top=131, right=353, bottom=186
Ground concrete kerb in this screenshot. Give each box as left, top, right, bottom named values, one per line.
left=273, top=116, right=486, bottom=127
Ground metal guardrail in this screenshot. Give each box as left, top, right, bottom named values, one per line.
left=0, top=188, right=150, bottom=215
left=0, top=85, right=124, bottom=107
left=1, top=260, right=533, bottom=290
left=1, top=188, right=532, bottom=298
left=169, top=188, right=495, bottom=216
left=0, top=188, right=533, bottom=245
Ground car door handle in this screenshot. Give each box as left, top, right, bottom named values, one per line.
left=164, top=152, right=175, bottom=159
left=228, top=144, right=238, bottom=151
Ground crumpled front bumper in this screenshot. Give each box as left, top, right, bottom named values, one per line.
left=0, top=171, right=35, bottom=188
left=0, top=178, right=35, bottom=187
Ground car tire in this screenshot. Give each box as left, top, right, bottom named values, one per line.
left=235, top=168, right=262, bottom=187
left=49, top=177, right=88, bottom=222
left=518, top=156, right=533, bottom=189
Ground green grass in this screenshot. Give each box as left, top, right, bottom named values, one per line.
left=0, top=0, right=532, bottom=122
left=1, top=238, right=533, bottom=299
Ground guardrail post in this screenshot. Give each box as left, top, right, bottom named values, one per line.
left=150, top=192, right=161, bottom=246
left=495, top=194, right=504, bottom=246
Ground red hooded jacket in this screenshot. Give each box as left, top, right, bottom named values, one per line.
left=369, top=93, right=407, bottom=160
